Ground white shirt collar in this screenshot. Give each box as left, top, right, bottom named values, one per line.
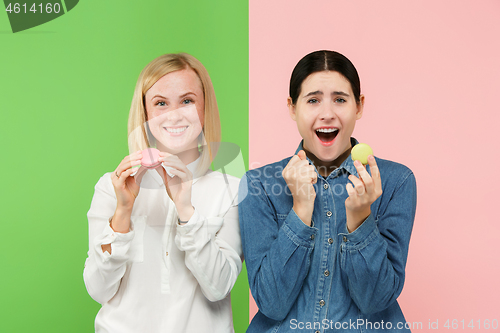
left=147, top=154, right=204, bottom=186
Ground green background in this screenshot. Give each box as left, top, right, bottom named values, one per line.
left=0, top=0, right=249, bottom=332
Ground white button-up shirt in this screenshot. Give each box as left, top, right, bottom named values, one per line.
left=83, top=159, right=242, bottom=333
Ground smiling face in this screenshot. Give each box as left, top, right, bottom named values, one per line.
left=288, top=70, right=364, bottom=162
left=144, top=68, right=205, bottom=154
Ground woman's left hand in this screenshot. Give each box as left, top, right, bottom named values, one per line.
left=345, top=155, right=383, bottom=232
left=156, top=152, right=195, bottom=221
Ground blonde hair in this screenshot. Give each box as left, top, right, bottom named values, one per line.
left=127, top=53, right=221, bottom=177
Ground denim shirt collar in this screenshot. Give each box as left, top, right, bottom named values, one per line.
left=294, top=137, right=361, bottom=179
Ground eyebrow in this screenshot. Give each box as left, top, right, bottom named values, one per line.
left=150, top=92, right=197, bottom=100
left=303, top=90, right=350, bottom=98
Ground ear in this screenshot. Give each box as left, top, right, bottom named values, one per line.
left=287, top=97, right=296, bottom=121
left=355, top=94, right=365, bottom=120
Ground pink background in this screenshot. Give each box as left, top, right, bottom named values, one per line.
left=249, top=0, right=500, bottom=328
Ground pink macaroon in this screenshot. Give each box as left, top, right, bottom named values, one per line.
left=141, top=148, right=161, bottom=169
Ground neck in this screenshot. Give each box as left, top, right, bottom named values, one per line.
left=303, top=145, right=352, bottom=178
left=157, top=144, right=200, bottom=165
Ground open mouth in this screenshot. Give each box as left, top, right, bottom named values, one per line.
left=315, top=127, right=339, bottom=144
left=164, top=126, right=188, bottom=134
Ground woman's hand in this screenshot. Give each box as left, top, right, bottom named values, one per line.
left=157, top=152, right=195, bottom=222
left=345, top=155, right=382, bottom=232
left=282, top=150, right=317, bottom=226
left=112, top=151, right=144, bottom=209
left=108, top=151, right=146, bottom=234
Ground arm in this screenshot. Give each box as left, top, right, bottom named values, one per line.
left=238, top=173, right=318, bottom=321
left=83, top=174, right=135, bottom=304
left=340, top=170, right=417, bottom=314
left=175, top=204, right=243, bottom=302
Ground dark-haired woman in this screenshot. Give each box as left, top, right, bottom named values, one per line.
left=239, top=50, right=417, bottom=332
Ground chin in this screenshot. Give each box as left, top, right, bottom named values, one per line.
left=158, top=139, right=197, bottom=153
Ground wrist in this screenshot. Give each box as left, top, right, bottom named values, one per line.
left=293, top=202, right=314, bottom=226
left=111, top=209, right=132, bottom=233
left=346, top=208, right=371, bottom=233
left=177, top=206, right=195, bottom=222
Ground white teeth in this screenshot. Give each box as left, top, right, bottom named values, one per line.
left=165, top=126, right=188, bottom=133
left=316, top=128, right=338, bottom=133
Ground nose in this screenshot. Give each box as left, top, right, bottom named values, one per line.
left=319, top=103, right=335, bottom=121
left=165, top=108, right=183, bottom=122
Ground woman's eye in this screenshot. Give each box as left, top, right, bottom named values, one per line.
left=155, top=101, right=166, bottom=106
left=335, top=98, right=346, bottom=103
left=307, top=98, right=319, bottom=104
left=182, top=98, right=194, bottom=105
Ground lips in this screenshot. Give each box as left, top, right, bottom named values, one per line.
left=164, top=126, right=188, bottom=135
left=315, top=127, right=339, bottom=145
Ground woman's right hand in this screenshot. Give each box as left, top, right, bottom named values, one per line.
left=111, top=151, right=145, bottom=223
left=100, top=152, right=144, bottom=252
left=282, top=150, right=317, bottom=226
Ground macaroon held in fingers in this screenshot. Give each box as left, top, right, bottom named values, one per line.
left=282, top=149, right=317, bottom=226
left=345, top=154, right=383, bottom=232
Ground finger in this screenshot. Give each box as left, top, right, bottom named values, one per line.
left=163, top=167, right=189, bottom=182
left=161, top=163, right=192, bottom=183
left=286, top=154, right=302, bottom=167
left=158, top=151, right=173, bottom=158
left=355, top=160, right=375, bottom=193
left=305, top=168, right=317, bottom=184
left=115, top=167, right=136, bottom=185
left=292, top=160, right=312, bottom=178
left=160, top=156, right=188, bottom=171
left=297, top=150, right=307, bottom=160
left=117, top=154, right=142, bottom=175
left=346, top=183, right=357, bottom=198
left=348, top=174, right=365, bottom=195
left=367, top=155, right=382, bottom=193
left=154, top=165, right=167, bottom=184
left=133, top=166, right=147, bottom=185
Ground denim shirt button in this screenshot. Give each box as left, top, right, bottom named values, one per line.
left=323, top=183, right=329, bottom=189
left=324, top=270, right=330, bottom=277
left=319, top=300, right=325, bottom=306
left=328, top=237, right=333, bottom=244
left=343, top=236, right=348, bottom=242
left=326, top=211, right=332, bottom=217
left=310, top=234, right=315, bottom=240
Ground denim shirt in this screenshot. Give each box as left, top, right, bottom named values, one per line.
left=238, top=138, right=417, bottom=333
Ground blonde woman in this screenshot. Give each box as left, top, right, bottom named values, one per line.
left=84, top=53, right=242, bottom=333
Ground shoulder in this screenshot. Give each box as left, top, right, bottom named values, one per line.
left=94, top=172, right=115, bottom=191
left=374, top=157, right=416, bottom=191
left=244, top=157, right=292, bottom=183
